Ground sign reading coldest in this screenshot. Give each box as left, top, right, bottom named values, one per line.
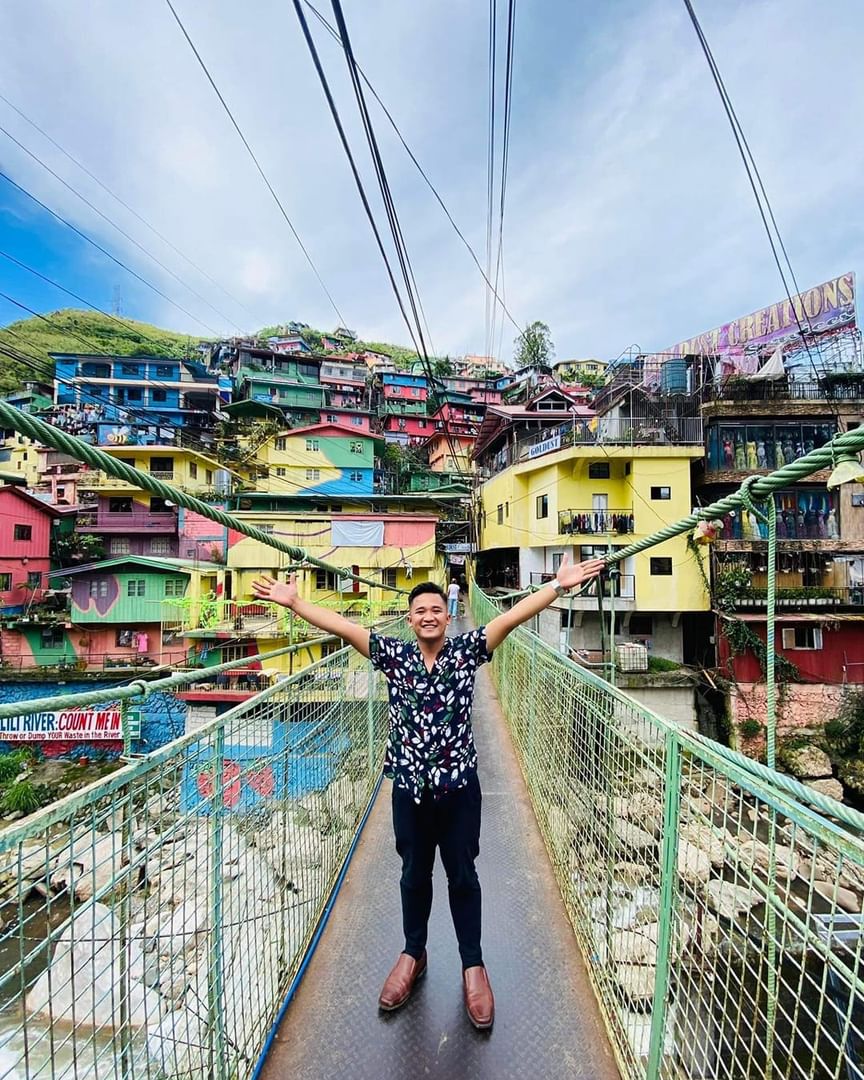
left=0, top=709, right=123, bottom=742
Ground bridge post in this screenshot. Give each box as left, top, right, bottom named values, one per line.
left=207, top=723, right=228, bottom=1079
left=646, top=733, right=682, bottom=1078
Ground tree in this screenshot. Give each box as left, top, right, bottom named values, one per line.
left=433, top=356, right=454, bottom=377
left=513, top=321, right=554, bottom=369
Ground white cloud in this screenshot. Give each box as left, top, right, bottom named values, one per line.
left=0, top=0, right=862, bottom=362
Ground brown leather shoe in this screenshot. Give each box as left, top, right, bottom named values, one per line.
left=378, top=951, right=427, bottom=1011
left=463, top=965, right=494, bottom=1029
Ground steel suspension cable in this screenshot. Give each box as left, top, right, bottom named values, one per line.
left=0, top=401, right=409, bottom=595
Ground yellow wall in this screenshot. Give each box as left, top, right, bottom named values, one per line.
left=478, top=444, right=708, bottom=613
left=91, top=447, right=226, bottom=494
left=0, top=434, right=40, bottom=486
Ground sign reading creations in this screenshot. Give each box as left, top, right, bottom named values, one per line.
left=0, top=709, right=123, bottom=742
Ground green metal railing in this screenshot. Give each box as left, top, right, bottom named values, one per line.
left=473, top=583, right=864, bottom=1080
left=0, top=638, right=403, bottom=1079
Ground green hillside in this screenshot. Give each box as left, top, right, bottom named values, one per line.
left=0, top=309, right=204, bottom=395
left=0, top=308, right=426, bottom=397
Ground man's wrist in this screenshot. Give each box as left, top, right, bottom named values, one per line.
left=548, top=578, right=569, bottom=597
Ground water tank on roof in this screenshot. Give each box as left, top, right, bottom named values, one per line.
left=660, top=359, right=687, bottom=394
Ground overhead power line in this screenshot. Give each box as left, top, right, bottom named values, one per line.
left=162, top=0, right=347, bottom=329
left=0, top=171, right=219, bottom=335
left=300, top=1, right=522, bottom=337
left=0, top=121, right=243, bottom=334
left=0, top=89, right=261, bottom=328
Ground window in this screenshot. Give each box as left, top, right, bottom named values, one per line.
left=651, top=486, right=671, bottom=500
left=418, top=420, right=428, bottom=429
left=109, top=497, right=133, bottom=514
left=327, top=414, right=338, bottom=423
left=89, top=580, right=109, bottom=598
left=126, top=579, right=146, bottom=597
left=121, top=363, right=141, bottom=376
left=110, top=537, right=130, bottom=554
left=275, top=437, right=287, bottom=451
left=381, top=567, right=398, bottom=588
left=115, top=629, right=136, bottom=647
left=350, top=441, right=363, bottom=454
left=150, top=456, right=174, bottom=474
left=276, top=467, right=287, bottom=477
left=350, top=471, right=363, bottom=483
left=258, top=524, right=275, bottom=534
left=306, top=468, right=321, bottom=481
left=497, top=504, right=504, bottom=525
left=782, top=626, right=824, bottom=650
left=560, top=610, right=579, bottom=629
left=650, top=557, right=673, bottom=576
left=164, top=578, right=185, bottom=597
left=127, top=388, right=142, bottom=401
left=306, top=439, right=319, bottom=451
left=27, top=571, right=44, bottom=590
left=0, top=574, right=11, bottom=591
left=150, top=496, right=171, bottom=513
left=551, top=552, right=563, bottom=573
left=536, top=495, right=549, bottom=519
left=315, top=569, right=339, bottom=590
left=41, top=627, right=64, bottom=648
left=152, top=389, right=167, bottom=403
left=351, top=416, right=363, bottom=426
left=154, top=364, right=173, bottom=377
left=150, top=537, right=171, bottom=555
left=221, top=644, right=250, bottom=663
left=13, top=524, right=32, bottom=541
left=189, top=462, right=198, bottom=479
left=206, top=469, right=213, bottom=484
left=297, top=362, right=318, bottom=378
left=588, top=462, right=611, bottom=479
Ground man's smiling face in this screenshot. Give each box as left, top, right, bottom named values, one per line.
left=407, top=591, right=450, bottom=644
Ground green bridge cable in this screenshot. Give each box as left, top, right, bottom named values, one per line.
left=603, top=425, right=864, bottom=565
left=0, top=402, right=410, bottom=595
left=0, top=636, right=343, bottom=720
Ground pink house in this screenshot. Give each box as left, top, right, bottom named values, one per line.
left=0, top=485, right=59, bottom=612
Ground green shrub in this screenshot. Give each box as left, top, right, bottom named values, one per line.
left=1, top=779, right=42, bottom=816
left=738, top=719, right=764, bottom=739
left=647, top=656, right=681, bottom=673
left=0, top=749, right=35, bottom=784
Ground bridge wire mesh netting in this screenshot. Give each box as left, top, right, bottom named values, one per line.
left=0, top=635, right=406, bottom=1079
left=472, top=584, right=864, bottom=1080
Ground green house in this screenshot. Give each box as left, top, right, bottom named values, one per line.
left=59, top=556, right=205, bottom=624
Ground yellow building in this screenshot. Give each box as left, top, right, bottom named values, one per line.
left=0, top=432, right=41, bottom=487
left=178, top=507, right=446, bottom=674
left=77, top=445, right=231, bottom=497
left=477, top=442, right=709, bottom=661
left=553, top=358, right=608, bottom=383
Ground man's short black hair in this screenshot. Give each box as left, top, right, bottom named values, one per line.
left=407, top=581, right=447, bottom=607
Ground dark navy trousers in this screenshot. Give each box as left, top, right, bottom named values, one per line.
left=391, top=771, right=483, bottom=969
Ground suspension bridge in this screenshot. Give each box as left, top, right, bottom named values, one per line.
left=0, top=408, right=863, bottom=1080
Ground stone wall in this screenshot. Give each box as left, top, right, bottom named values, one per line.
left=727, top=681, right=845, bottom=745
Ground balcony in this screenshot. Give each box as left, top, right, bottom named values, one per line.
left=515, top=417, right=703, bottom=464
left=704, top=374, right=864, bottom=404
left=732, top=586, right=864, bottom=610
left=174, top=667, right=273, bottom=702
left=529, top=571, right=636, bottom=604
left=75, top=510, right=178, bottom=533
left=149, top=470, right=175, bottom=481
left=558, top=508, right=634, bottom=537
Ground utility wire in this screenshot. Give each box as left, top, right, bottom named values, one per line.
left=162, top=0, right=347, bottom=329
left=489, top=0, right=517, bottom=369
left=0, top=172, right=217, bottom=335
left=0, top=89, right=261, bottom=328
left=300, top=0, right=522, bottom=336
left=323, top=0, right=470, bottom=481
left=0, top=122, right=241, bottom=334
left=484, top=0, right=498, bottom=363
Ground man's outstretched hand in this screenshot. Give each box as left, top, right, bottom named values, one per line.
left=252, top=573, right=299, bottom=609
left=555, top=553, right=606, bottom=590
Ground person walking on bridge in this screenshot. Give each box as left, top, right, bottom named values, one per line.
left=253, top=555, right=603, bottom=1030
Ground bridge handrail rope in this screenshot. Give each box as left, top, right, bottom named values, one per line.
left=0, top=401, right=410, bottom=595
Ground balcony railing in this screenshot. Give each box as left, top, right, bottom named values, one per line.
left=528, top=571, right=636, bottom=599
left=149, top=470, right=175, bottom=481
left=75, top=510, right=178, bottom=532
left=512, top=417, right=704, bottom=466
left=705, top=375, right=864, bottom=403
left=558, top=508, right=634, bottom=536
left=732, top=586, right=864, bottom=609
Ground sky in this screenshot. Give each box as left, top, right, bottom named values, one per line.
left=1, top=0, right=863, bottom=365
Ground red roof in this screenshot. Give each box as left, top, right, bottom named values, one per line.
left=276, top=422, right=384, bottom=442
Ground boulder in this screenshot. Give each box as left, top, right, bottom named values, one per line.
left=805, top=778, right=844, bottom=803
left=615, top=963, right=656, bottom=1002
left=613, top=863, right=654, bottom=888
left=610, top=925, right=659, bottom=966
left=677, top=840, right=712, bottom=886
left=679, top=823, right=727, bottom=868
left=705, top=880, right=758, bottom=919
left=812, top=880, right=861, bottom=914
left=738, top=839, right=800, bottom=882
left=50, top=832, right=120, bottom=901
left=614, top=821, right=656, bottom=852
left=779, top=744, right=833, bottom=780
